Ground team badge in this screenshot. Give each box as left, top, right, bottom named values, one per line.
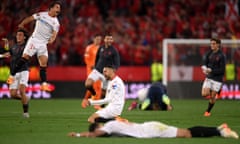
left=112, top=84, right=117, bottom=89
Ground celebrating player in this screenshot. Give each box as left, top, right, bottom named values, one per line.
left=68, top=120, right=238, bottom=139
left=1, top=29, right=30, bottom=118
left=201, top=38, right=226, bottom=116
left=83, top=65, right=125, bottom=123
left=6, top=1, right=61, bottom=91
left=128, top=82, right=172, bottom=111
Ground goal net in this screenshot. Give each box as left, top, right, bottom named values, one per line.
left=162, top=39, right=240, bottom=99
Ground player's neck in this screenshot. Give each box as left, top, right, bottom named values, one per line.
left=48, top=11, right=56, bottom=17
left=212, top=48, right=219, bottom=53
left=104, top=44, right=111, bottom=48
left=17, top=41, right=25, bottom=45
left=110, top=74, right=116, bottom=80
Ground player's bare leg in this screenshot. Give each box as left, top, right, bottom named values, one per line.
left=9, top=89, right=21, bottom=100
left=38, top=55, right=52, bottom=91
left=19, top=84, right=30, bottom=118
left=82, top=78, right=96, bottom=108
left=176, top=128, right=192, bottom=138
left=201, top=87, right=210, bottom=97
left=9, top=84, right=29, bottom=118
left=204, top=90, right=217, bottom=117
left=85, top=78, right=96, bottom=96
left=92, top=80, right=101, bottom=100
left=202, top=87, right=212, bottom=116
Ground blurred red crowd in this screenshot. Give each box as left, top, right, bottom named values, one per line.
left=0, top=0, right=239, bottom=66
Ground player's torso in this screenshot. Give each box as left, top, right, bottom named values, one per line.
left=10, top=44, right=28, bottom=71
left=106, top=76, right=125, bottom=104
left=84, top=44, right=99, bottom=65
left=33, top=12, right=59, bottom=42
left=10, top=44, right=25, bottom=61
left=207, top=51, right=223, bottom=68
left=98, top=46, right=115, bottom=61
left=95, top=46, right=117, bottom=72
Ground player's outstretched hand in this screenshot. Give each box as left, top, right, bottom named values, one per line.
left=81, top=99, right=89, bottom=108
left=68, top=132, right=77, bottom=137
left=2, top=38, right=8, bottom=41
left=18, top=23, right=25, bottom=29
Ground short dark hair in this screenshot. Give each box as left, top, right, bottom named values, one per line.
left=89, top=123, right=99, bottom=132
left=211, top=38, right=221, bottom=45
left=105, top=64, right=115, bottom=69
left=17, top=28, right=29, bottom=40
left=104, top=33, right=113, bottom=37
left=93, top=33, right=102, bottom=37
left=49, top=1, right=62, bottom=9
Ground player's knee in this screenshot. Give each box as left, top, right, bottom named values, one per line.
left=22, top=54, right=30, bottom=60
left=177, top=129, right=192, bottom=138
left=10, top=90, right=18, bottom=98
left=85, top=79, right=94, bottom=88
left=19, top=90, right=26, bottom=96
left=201, top=90, right=209, bottom=97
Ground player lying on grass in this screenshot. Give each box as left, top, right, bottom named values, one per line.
left=68, top=119, right=239, bottom=139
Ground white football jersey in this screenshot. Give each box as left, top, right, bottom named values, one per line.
left=100, top=120, right=178, bottom=138
left=89, top=76, right=125, bottom=117
left=32, top=11, right=60, bottom=43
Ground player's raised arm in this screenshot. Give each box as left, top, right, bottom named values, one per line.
left=18, top=16, right=35, bottom=29
left=68, top=129, right=107, bottom=138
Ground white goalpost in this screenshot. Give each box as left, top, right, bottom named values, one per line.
left=162, top=39, right=240, bottom=86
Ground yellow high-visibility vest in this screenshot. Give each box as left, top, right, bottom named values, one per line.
left=225, top=63, right=235, bottom=80
left=151, top=62, right=163, bottom=82
left=0, top=66, right=10, bottom=81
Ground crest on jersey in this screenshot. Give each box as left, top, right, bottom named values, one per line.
left=112, top=84, right=117, bottom=89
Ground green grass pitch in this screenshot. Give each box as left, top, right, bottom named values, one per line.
left=0, top=99, right=239, bottom=144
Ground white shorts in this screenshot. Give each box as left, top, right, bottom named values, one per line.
left=87, top=69, right=108, bottom=90
left=9, top=71, right=29, bottom=89
left=23, top=36, right=48, bottom=57
left=96, top=106, right=122, bottom=119
left=202, top=78, right=222, bottom=92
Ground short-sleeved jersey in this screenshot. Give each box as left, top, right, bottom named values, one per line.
left=89, top=76, right=125, bottom=116
left=9, top=43, right=28, bottom=73
left=32, top=11, right=60, bottom=43
left=95, top=45, right=120, bottom=73
left=104, top=76, right=125, bottom=108
left=203, top=50, right=226, bottom=82
left=100, top=120, right=177, bottom=138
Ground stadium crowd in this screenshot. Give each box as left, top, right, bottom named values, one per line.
left=0, top=0, right=240, bottom=66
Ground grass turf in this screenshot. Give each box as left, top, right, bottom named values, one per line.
left=0, top=99, right=239, bottom=144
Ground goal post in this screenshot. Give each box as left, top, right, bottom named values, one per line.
left=162, top=39, right=240, bottom=86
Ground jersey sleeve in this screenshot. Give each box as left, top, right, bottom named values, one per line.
left=89, top=97, right=110, bottom=105
left=202, top=50, right=211, bottom=66
left=32, top=12, right=42, bottom=20
left=113, top=48, right=120, bottom=69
